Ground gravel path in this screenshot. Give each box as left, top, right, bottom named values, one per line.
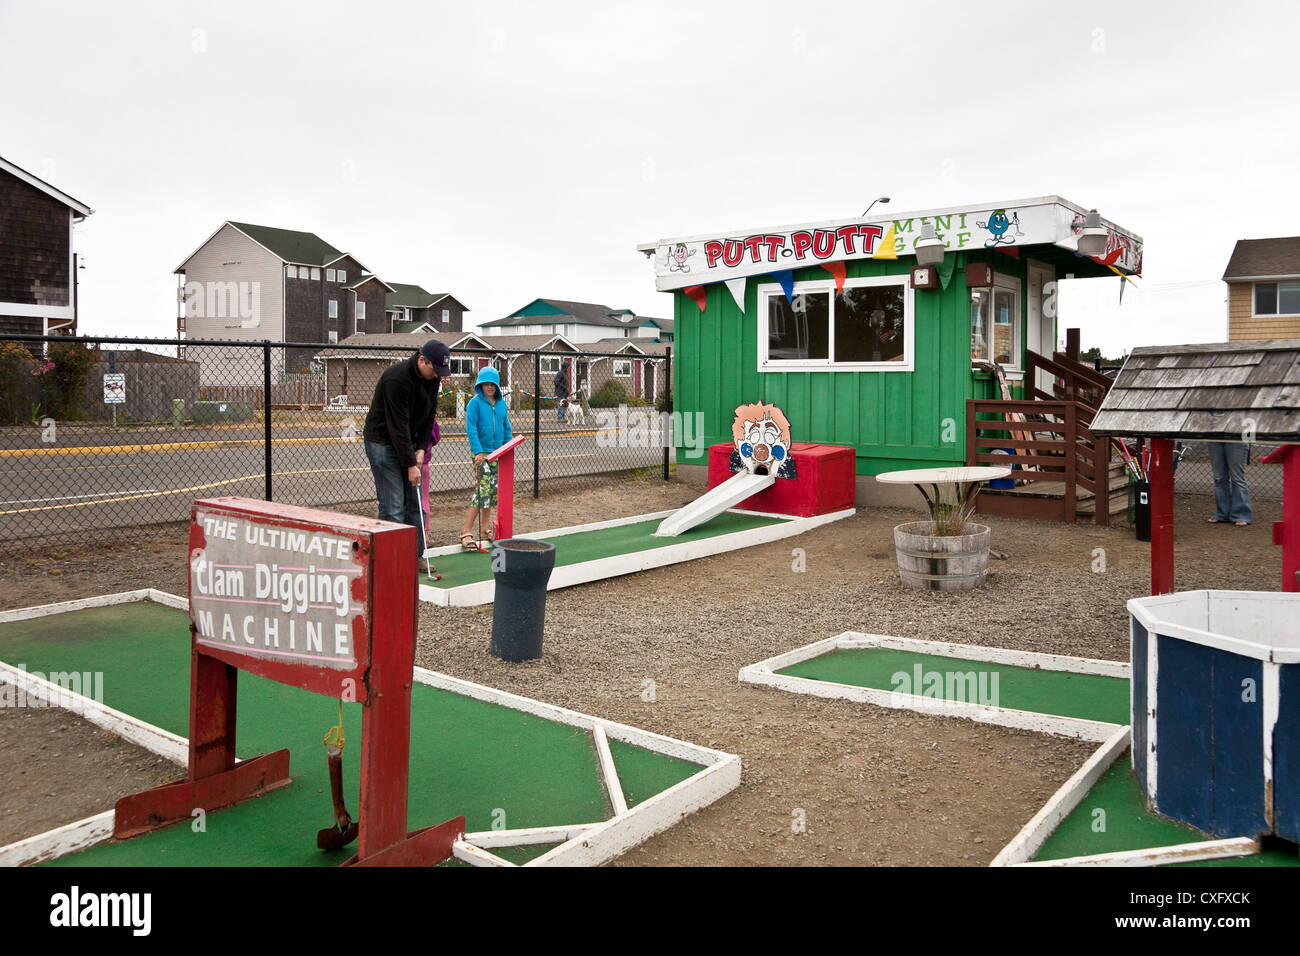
left=0, top=477, right=1281, bottom=865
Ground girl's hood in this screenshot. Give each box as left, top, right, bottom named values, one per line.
left=474, top=366, right=501, bottom=395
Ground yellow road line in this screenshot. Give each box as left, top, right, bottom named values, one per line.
left=0, top=429, right=598, bottom=458
left=0, top=452, right=597, bottom=515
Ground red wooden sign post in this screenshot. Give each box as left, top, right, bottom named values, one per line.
left=1262, top=445, right=1300, bottom=593
left=1147, top=438, right=1176, bottom=596
left=114, top=497, right=463, bottom=866
left=487, top=435, right=527, bottom=541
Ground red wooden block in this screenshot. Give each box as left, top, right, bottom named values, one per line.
left=706, top=442, right=856, bottom=517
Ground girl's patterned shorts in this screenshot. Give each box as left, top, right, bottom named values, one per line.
left=470, top=458, right=499, bottom=508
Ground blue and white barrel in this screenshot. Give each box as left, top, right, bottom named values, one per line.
left=1129, top=590, right=1300, bottom=841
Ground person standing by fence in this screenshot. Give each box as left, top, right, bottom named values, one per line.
left=363, top=339, right=450, bottom=557
left=554, top=358, right=571, bottom=423
left=1207, top=440, right=1253, bottom=527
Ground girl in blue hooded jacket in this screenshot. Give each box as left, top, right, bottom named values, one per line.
left=461, top=366, right=512, bottom=549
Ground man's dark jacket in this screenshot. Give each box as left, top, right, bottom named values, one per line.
left=363, top=353, right=439, bottom=469
left=554, top=364, right=571, bottom=398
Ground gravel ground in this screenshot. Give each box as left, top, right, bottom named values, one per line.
left=0, top=477, right=1282, bottom=865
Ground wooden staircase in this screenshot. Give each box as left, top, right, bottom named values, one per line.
left=966, top=347, right=1127, bottom=526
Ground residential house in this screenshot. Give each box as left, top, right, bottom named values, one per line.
left=1223, top=237, right=1300, bottom=341
left=384, top=283, right=469, bottom=333
left=174, top=221, right=394, bottom=382
left=0, top=154, right=93, bottom=336
left=478, top=298, right=668, bottom=343
left=317, top=331, right=668, bottom=412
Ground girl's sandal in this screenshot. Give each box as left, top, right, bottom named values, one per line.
left=460, top=533, right=477, bottom=551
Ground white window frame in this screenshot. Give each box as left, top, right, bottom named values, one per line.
left=310, top=267, right=320, bottom=281
left=970, top=273, right=1023, bottom=371
left=285, top=265, right=296, bottom=280
left=442, top=308, right=450, bottom=324
left=539, top=356, right=562, bottom=374
left=449, top=357, right=476, bottom=377
left=328, top=299, right=338, bottom=319
left=756, top=275, right=914, bottom=372
left=328, top=331, right=338, bottom=344
left=613, top=359, right=633, bottom=377
left=1253, top=280, right=1300, bottom=317
left=326, top=268, right=336, bottom=282
left=337, top=270, right=347, bottom=283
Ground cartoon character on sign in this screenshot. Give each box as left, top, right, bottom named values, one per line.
left=668, top=242, right=696, bottom=273
left=730, top=402, right=796, bottom=479
left=977, top=209, right=1023, bottom=247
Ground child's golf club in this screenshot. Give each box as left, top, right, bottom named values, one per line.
left=415, top=479, right=441, bottom=581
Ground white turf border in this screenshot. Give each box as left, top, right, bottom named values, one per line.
left=419, top=507, right=856, bottom=607
left=991, top=726, right=1264, bottom=868
left=739, top=631, right=1131, bottom=742
left=0, top=591, right=740, bottom=868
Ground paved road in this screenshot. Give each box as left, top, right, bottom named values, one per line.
left=0, top=423, right=670, bottom=542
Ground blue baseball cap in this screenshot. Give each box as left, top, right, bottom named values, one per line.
left=419, top=339, right=452, bottom=377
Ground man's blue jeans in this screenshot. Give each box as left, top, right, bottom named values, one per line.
left=1208, top=441, right=1253, bottom=524
left=365, top=440, right=425, bottom=555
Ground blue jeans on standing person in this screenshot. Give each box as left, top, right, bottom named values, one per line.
left=1208, top=441, right=1253, bottom=524
left=364, top=440, right=425, bottom=556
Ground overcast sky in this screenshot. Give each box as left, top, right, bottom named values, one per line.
left=4, top=0, right=1298, bottom=356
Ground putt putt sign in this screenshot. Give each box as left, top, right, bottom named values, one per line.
left=115, top=496, right=464, bottom=866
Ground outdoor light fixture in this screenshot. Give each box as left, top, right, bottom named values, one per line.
left=1077, top=208, right=1108, bottom=257
left=914, top=221, right=945, bottom=266
left=862, top=196, right=890, bottom=217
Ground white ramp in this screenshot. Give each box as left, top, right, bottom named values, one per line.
left=653, top=471, right=775, bottom=537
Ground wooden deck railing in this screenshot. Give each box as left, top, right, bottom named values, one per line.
left=966, top=398, right=1114, bottom=525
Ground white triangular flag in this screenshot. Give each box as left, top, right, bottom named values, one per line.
left=724, top=277, right=747, bottom=314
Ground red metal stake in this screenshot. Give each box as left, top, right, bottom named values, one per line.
left=1148, top=437, right=1176, bottom=596
left=488, top=435, right=526, bottom=542
left=1262, top=445, right=1299, bottom=593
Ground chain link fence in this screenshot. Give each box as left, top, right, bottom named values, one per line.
left=0, top=335, right=673, bottom=547
left=1173, top=440, right=1285, bottom=502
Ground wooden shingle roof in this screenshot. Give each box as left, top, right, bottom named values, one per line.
left=1091, top=340, right=1300, bottom=441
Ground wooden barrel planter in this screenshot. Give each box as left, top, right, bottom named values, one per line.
left=893, top=521, right=991, bottom=591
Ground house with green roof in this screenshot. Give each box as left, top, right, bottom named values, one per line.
left=384, top=283, right=468, bottom=334
left=478, top=298, right=668, bottom=344
left=175, top=221, right=398, bottom=381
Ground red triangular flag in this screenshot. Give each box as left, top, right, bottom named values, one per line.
left=822, top=261, right=847, bottom=293
left=683, top=285, right=707, bottom=313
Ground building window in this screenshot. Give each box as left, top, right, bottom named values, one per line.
left=540, top=356, right=561, bottom=374
left=1254, top=281, right=1300, bottom=316
left=310, top=267, right=320, bottom=281
left=442, top=309, right=450, bottom=324
left=285, top=265, right=295, bottom=280
left=449, top=357, right=476, bottom=377
left=757, top=275, right=913, bottom=371
left=356, top=301, right=366, bottom=321
left=326, top=268, right=336, bottom=282
left=337, top=270, right=347, bottom=283
left=328, top=331, right=338, bottom=344
left=329, top=300, right=338, bottom=319
left=970, top=274, right=1022, bottom=367
left=613, top=359, right=633, bottom=377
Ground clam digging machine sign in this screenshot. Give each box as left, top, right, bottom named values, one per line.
left=113, top=496, right=465, bottom=866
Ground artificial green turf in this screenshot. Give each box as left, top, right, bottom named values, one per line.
left=0, top=602, right=703, bottom=866
left=608, top=738, right=701, bottom=807
left=1034, top=757, right=1300, bottom=867
left=777, top=647, right=1131, bottom=725
left=420, top=511, right=786, bottom=587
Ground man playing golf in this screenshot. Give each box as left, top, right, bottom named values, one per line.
left=363, top=339, right=450, bottom=558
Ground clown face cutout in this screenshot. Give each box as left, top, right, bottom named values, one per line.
left=732, top=402, right=792, bottom=476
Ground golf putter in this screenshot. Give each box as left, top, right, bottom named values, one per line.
left=415, top=480, right=441, bottom=581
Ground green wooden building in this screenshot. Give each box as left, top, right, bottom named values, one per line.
left=638, top=196, right=1143, bottom=480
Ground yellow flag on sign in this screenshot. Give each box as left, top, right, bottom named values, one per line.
left=873, top=224, right=897, bottom=260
